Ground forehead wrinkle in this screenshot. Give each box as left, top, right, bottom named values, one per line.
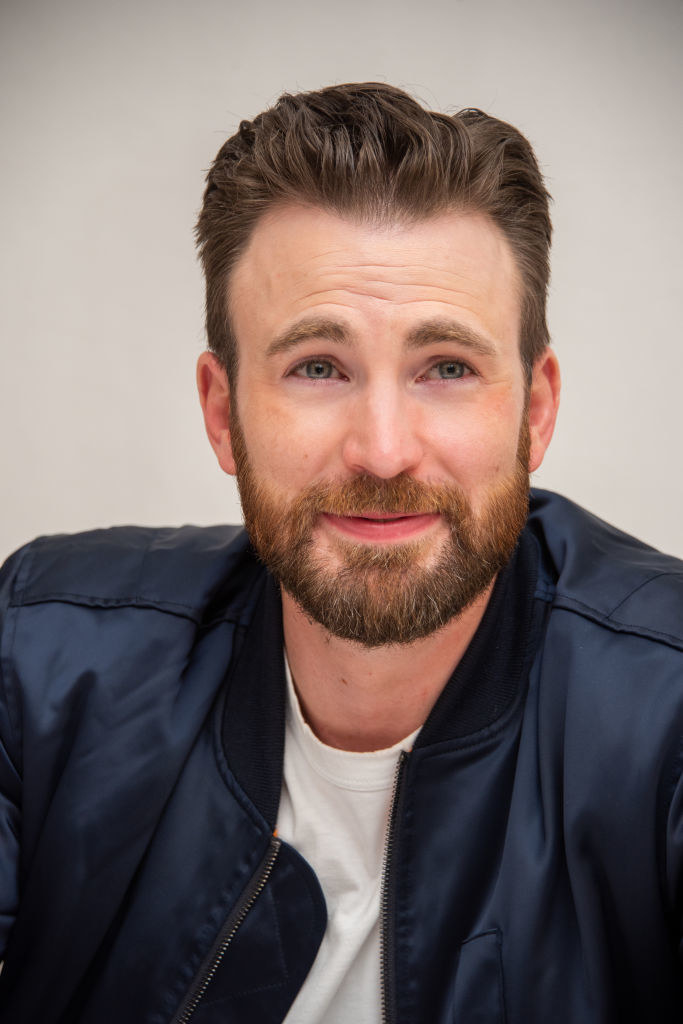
left=289, top=264, right=501, bottom=308
left=299, top=258, right=486, bottom=280
left=294, top=282, right=490, bottom=310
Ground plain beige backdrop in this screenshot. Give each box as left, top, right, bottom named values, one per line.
left=1, top=0, right=681, bottom=560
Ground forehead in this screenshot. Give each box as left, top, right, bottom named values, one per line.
left=229, top=202, right=522, bottom=351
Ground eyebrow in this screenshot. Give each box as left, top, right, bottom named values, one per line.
left=405, top=319, right=498, bottom=358
left=266, top=317, right=353, bottom=357
left=265, top=315, right=498, bottom=359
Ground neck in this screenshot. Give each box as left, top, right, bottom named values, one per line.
left=281, top=584, right=494, bottom=752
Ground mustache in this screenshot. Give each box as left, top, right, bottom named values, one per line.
left=289, top=473, right=469, bottom=519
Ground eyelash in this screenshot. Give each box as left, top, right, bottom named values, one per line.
left=290, top=358, right=345, bottom=380
left=288, top=357, right=475, bottom=382
left=418, top=360, right=474, bottom=381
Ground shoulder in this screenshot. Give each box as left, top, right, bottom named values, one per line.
left=528, top=490, right=683, bottom=809
left=0, top=525, right=269, bottom=802
left=0, top=523, right=265, bottom=625
left=527, top=493, right=683, bottom=868
left=528, top=489, right=683, bottom=652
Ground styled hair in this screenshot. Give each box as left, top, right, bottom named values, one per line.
left=196, top=82, right=552, bottom=381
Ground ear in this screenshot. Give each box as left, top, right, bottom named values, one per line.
left=196, top=351, right=237, bottom=476
left=527, top=348, right=561, bottom=473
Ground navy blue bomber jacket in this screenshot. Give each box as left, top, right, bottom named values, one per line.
left=1, top=490, right=683, bottom=1023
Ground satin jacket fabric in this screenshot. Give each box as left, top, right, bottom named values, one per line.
left=0, top=490, right=682, bottom=1023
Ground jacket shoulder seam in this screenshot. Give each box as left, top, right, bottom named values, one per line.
left=553, top=592, right=683, bottom=649
left=10, top=590, right=200, bottom=614
left=9, top=589, right=260, bottom=633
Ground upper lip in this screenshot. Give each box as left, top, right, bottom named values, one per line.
left=333, top=512, right=428, bottom=520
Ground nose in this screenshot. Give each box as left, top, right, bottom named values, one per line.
left=341, top=384, right=424, bottom=479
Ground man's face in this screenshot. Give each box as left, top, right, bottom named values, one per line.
left=203, top=203, right=557, bottom=646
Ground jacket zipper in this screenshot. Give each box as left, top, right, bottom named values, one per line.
left=380, top=750, right=409, bottom=1024
left=171, top=835, right=281, bottom=1024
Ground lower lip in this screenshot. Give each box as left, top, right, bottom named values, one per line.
left=321, top=512, right=441, bottom=543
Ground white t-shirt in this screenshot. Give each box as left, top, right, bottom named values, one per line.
left=278, top=662, right=420, bottom=1023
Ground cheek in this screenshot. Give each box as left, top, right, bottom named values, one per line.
left=431, top=399, right=524, bottom=491
left=239, top=397, right=344, bottom=488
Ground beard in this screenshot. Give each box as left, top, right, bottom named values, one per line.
left=230, top=408, right=530, bottom=648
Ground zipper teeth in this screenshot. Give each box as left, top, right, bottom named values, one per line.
left=174, top=836, right=281, bottom=1024
left=379, top=750, right=408, bottom=1024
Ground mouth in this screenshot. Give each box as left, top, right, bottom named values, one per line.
left=320, top=511, right=441, bottom=543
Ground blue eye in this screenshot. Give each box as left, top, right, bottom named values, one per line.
left=425, top=361, right=470, bottom=380
left=294, top=359, right=339, bottom=379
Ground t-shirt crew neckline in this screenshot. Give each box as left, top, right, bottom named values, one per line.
left=284, top=658, right=421, bottom=792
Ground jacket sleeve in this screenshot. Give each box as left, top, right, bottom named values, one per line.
left=0, top=545, right=29, bottom=960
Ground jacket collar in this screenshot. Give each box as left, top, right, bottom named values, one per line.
left=417, top=526, right=541, bottom=747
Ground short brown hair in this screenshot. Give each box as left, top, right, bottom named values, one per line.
left=196, top=82, right=552, bottom=381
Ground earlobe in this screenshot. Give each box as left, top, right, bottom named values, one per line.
left=527, top=349, right=561, bottom=473
left=196, top=351, right=237, bottom=476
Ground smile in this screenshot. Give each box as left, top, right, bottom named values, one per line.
left=320, top=512, right=441, bottom=543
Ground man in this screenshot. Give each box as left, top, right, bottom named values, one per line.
left=0, top=83, right=682, bottom=1024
